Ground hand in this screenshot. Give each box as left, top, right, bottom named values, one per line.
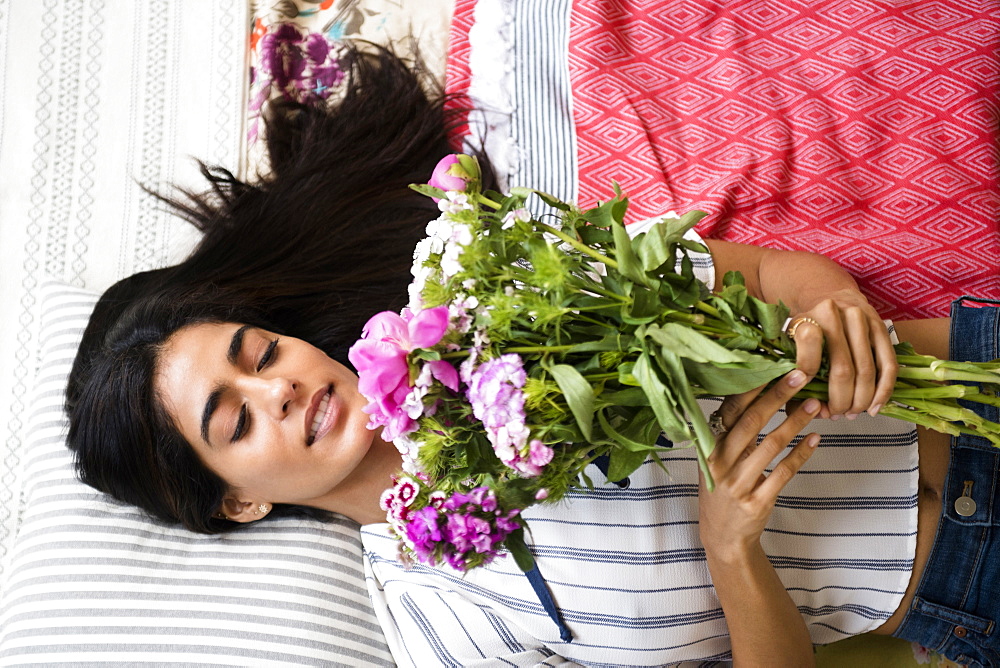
left=788, top=288, right=897, bottom=419
left=699, top=370, right=822, bottom=561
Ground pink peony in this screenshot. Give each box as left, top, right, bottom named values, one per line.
left=428, top=154, right=472, bottom=196
left=348, top=307, right=458, bottom=440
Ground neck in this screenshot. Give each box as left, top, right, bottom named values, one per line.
left=318, top=433, right=402, bottom=525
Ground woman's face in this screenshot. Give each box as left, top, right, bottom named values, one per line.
left=155, top=322, right=377, bottom=514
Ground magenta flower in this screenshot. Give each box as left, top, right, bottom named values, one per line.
left=406, top=507, right=445, bottom=563
left=348, top=307, right=458, bottom=440
left=396, top=487, right=522, bottom=570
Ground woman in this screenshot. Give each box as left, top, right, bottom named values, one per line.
left=66, top=47, right=998, bottom=666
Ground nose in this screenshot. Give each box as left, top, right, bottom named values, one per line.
left=242, top=375, right=298, bottom=419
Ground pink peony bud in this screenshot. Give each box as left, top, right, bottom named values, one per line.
left=428, top=154, right=478, bottom=195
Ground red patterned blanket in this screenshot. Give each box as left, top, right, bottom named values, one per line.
left=449, top=1, right=1000, bottom=320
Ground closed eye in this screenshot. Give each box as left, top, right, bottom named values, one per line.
left=257, top=338, right=279, bottom=372
left=231, top=404, right=249, bottom=442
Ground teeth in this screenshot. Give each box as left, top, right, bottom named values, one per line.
left=310, top=389, right=332, bottom=441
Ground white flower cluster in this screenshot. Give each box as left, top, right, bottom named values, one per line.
left=393, top=433, right=423, bottom=475
left=408, top=204, right=475, bottom=310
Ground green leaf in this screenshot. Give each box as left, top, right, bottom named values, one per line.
left=651, top=211, right=708, bottom=245
left=506, top=528, right=536, bottom=572
left=652, top=348, right=716, bottom=489
left=533, top=190, right=572, bottom=211
left=718, top=272, right=749, bottom=314
left=547, top=364, right=595, bottom=441
left=749, top=297, right=790, bottom=340
left=633, top=352, right=692, bottom=443
left=612, top=219, right=647, bottom=285
left=596, top=409, right=657, bottom=481
left=617, top=361, right=640, bottom=386
left=645, top=323, right=755, bottom=364
left=597, top=409, right=657, bottom=453
left=409, top=183, right=447, bottom=200
left=566, top=333, right=634, bottom=353
left=577, top=225, right=615, bottom=246
left=606, top=447, right=649, bottom=482
left=659, top=269, right=705, bottom=309
left=634, top=227, right=673, bottom=273
left=455, top=153, right=481, bottom=181
left=681, top=356, right=796, bottom=395
left=620, top=407, right=664, bottom=445
left=599, top=387, right=650, bottom=406
left=676, top=210, right=709, bottom=233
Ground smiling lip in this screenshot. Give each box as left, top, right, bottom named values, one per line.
left=305, top=384, right=335, bottom=446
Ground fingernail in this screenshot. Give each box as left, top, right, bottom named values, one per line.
left=868, top=404, right=882, bottom=417
left=807, top=434, right=820, bottom=448
left=846, top=413, right=858, bottom=421
left=830, top=414, right=841, bottom=421
left=787, top=370, right=807, bottom=387
left=803, top=398, right=820, bottom=414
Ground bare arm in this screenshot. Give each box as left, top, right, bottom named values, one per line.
left=703, top=239, right=897, bottom=418
left=700, top=370, right=822, bottom=667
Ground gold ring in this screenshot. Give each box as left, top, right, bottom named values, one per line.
left=787, top=316, right=821, bottom=340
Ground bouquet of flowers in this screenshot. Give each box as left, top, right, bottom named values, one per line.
left=348, top=154, right=1000, bottom=574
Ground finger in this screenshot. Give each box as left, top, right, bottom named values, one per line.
left=710, top=387, right=767, bottom=472
left=842, top=307, right=876, bottom=416
left=723, top=369, right=810, bottom=470
left=757, top=432, right=821, bottom=500
left=868, top=319, right=898, bottom=417
left=736, top=398, right=821, bottom=491
left=816, top=304, right=855, bottom=416
left=791, top=318, right=824, bottom=380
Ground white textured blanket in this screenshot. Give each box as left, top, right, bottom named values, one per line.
left=0, top=0, right=248, bottom=577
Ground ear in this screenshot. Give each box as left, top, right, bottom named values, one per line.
left=218, top=497, right=272, bottom=523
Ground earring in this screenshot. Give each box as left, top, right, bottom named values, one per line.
left=215, top=512, right=229, bottom=520
left=258, top=504, right=269, bottom=515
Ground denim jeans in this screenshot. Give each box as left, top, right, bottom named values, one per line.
left=892, top=297, right=1000, bottom=668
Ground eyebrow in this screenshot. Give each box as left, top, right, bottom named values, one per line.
left=199, top=325, right=252, bottom=444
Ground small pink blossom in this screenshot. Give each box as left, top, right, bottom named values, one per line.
left=501, top=207, right=531, bottom=229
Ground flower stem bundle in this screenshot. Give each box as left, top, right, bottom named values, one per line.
left=349, top=154, right=1000, bottom=573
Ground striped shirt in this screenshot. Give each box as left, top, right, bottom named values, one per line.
left=361, top=226, right=919, bottom=667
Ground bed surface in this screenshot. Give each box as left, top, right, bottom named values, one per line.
left=1, top=1, right=993, bottom=666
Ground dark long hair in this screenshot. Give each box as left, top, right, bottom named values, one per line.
left=66, top=45, right=483, bottom=533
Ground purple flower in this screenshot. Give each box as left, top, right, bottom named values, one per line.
left=406, top=506, right=444, bottom=562
left=467, top=487, right=497, bottom=513
left=399, top=487, right=522, bottom=571
left=445, top=513, right=491, bottom=553
left=468, top=355, right=543, bottom=472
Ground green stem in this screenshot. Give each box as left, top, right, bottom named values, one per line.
left=877, top=404, right=963, bottom=436
left=896, top=367, right=1000, bottom=384
left=505, top=344, right=579, bottom=354
left=535, top=221, right=619, bottom=269
left=477, top=195, right=502, bottom=209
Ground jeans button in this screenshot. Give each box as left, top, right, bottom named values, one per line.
left=954, top=626, right=968, bottom=638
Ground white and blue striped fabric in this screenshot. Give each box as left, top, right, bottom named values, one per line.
left=361, top=229, right=919, bottom=667
left=0, top=283, right=395, bottom=666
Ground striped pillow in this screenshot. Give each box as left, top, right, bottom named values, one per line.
left=0, top=282, right=394, bottom=666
